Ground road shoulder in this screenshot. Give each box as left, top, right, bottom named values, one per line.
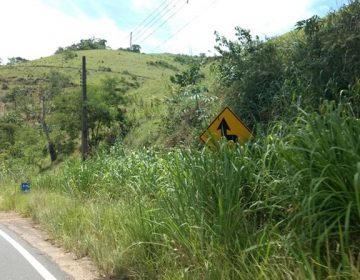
left=0, top=212, right=106, bottom=280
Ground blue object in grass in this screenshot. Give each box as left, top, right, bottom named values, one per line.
left=20, top=182, right=30, bottom=192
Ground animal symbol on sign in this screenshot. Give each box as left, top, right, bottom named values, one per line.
left=217, top=118, right=238, bottom=142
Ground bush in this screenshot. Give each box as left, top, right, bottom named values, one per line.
left=146, top=60, right=178, bottom=71
left=62, top=50, right=78, bottom=61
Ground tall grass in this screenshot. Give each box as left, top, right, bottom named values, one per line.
left=2, top=101, right=360, bottom=279
left=281, top=102, right=360, bottom=277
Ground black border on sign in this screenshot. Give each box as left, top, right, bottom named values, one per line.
left=199, top=106, right=255, bottom=144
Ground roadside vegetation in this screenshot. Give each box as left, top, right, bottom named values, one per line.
left=1, top=1, right=360, bottom=279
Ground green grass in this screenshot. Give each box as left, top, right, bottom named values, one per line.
left=0, top=49, right=218, bottom=150
left=2, top=101, right=359, bottom=279
left=0, top=50, right=182, bottom=83
left=0, top=50, right=191, bottom=149
left=1, top=4, right=360, bottom=278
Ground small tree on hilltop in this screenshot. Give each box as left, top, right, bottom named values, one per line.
left=7, top=57, right=28, bottom=65
left=129, top=44, right=141, bottom=53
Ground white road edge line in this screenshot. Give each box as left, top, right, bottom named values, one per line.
left=0, top=229, right=57, bottom=280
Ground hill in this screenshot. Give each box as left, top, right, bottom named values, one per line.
left=1, top=2, right=360, bottom=279
left=0, top=49, right=219, bottom=167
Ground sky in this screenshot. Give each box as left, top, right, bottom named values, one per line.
left=0, top=0, right=346, bottom=62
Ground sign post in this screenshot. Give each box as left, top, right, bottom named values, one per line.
left=200, top=107, right=254, bottom=146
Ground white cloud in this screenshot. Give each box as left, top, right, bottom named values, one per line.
left=0, top=0, right=341, bottom=61
left=145, top=0, right=317, bottom=54
left=0, top=0, right=127, bottom=62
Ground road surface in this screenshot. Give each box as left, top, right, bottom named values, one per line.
left=0, top=212, right=103, bottom=280
left=0, top=223, right=71, bottom=280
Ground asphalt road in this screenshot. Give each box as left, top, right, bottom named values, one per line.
left=0, top=224, right=71, bottom=280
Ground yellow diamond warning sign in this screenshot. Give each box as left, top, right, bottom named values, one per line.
left=200, top=107, right=254, bottom=145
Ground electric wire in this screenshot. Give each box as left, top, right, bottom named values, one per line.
left=131, top=0, right=177, bottom=42
left=132, top=0, right=185, bottom=43
left=130, top=0, right=179, bottom=38
left=122, top=0, right=179, bottom=43
left=151, top=0, right=218, bottom=52
left=135, top=0, right=188, bottom=46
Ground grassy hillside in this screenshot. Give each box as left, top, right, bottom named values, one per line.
left=0, top=49, right=181, bottom=85
left=0, top=49, right=219, bottom=164
left=1, top=2, right=360, bottom=279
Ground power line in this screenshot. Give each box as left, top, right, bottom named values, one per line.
left=122, top=0, right=179, bottom=44
left=132, top=1, right=174, bottom=42
left=130, top=0, right=178, bottom=36
left=136, top=0, right=188, bottom=46
left=151, top=0, right=218, bottom=52
left=132, top=0, right=185, bottom=43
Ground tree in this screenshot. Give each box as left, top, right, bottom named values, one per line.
left=52, top=92, right=81, bottom=155
left=165, top=62, right=210, bottom=136
left=55, top=37, right=108, bottom=54
left=120, top=44, right=142, bottom=53
left=62, top=50, right=78, bottom=61
left=7, top=57, right=28, bottom=65
left=214, top=27, right=284, bottom=126
left=86, top=77, right=130, bottom=148
left=3, top=87, right=34, bottom=120
left=39, top=71, right=71, bottom=162
left=129, top=44, right=141, bottom=53
left=170, top=63, right=204, bottom=87
left=0, top=122, right=17, bottom=151
left=292, top=2, right=360, bottom=105
left=53, top=76, right=130, bottom=151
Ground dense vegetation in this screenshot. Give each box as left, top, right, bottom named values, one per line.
left=1, top=1, right=360, bottom=279
left=55, top=37, right=108, bottom=53
left=215, top=2, right=360, bottom=127
left=0, top=49, right=191, bottom=166
left=2, top=102, right=359, bottom=279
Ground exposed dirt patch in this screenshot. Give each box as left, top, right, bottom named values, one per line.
left=0, top=212, right=107, bottom=280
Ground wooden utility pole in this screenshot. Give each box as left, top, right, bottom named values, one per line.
left=81, top=56, right=89, bottom=161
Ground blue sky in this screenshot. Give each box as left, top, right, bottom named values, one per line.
left=0, top=0, right=346, bottom=62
